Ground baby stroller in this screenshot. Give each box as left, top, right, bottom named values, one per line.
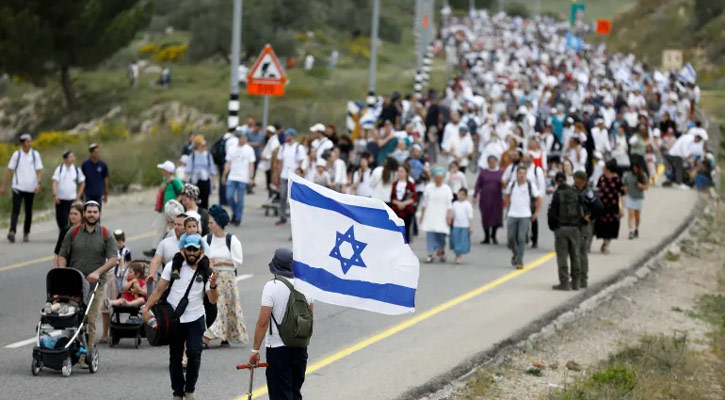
left=109, top=260, right=147, bottom=348
left=32, top=268, right=100, bottom=377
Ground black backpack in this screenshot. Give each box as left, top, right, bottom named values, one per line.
left=558, top=186, right=583, bottom=226
left=211, top=135, right=229, bottom=165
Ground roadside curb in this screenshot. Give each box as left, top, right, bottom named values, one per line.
left=404, top=194, right=708, bottom=400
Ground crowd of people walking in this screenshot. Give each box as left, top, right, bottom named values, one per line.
left=2, top=7, right=717, bottom=400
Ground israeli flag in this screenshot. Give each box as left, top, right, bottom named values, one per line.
left=288, top=174, right=420, bottom=315
left=565, top=32, right=583, bottom=52
left=678, top=62, right=697, bottom=84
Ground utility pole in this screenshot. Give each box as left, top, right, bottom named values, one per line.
left=414, top=0, right=423, bottom=99
left=227, top=0, right=243, bottom=130
left=367, top=0, right=380, bottom=108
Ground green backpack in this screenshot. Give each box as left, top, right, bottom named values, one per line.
left=270, top=276, right=314, bottom=348
left=558, top=186, right=583, bottom=227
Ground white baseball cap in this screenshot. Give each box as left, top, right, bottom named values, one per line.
left=157, top=160, right=175, bottom=173
left=310, top=123, right=326, bottom=133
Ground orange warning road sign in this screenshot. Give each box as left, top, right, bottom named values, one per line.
left=247, top=45, right=287, bottom=97
left=595, top=19, right=611, bottom=35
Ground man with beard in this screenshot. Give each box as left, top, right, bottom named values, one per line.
left=58, top=200, right=118, bottom=364
left=144, top=234, right=218, bottom=400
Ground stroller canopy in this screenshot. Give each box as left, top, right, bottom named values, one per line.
left=45, top=268, right=90, bottom=304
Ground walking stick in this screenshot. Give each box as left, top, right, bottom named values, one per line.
left=236, top=363, right=269, bottom=400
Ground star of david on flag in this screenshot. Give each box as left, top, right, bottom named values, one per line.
left=288, top=174, right=420, bottom=315
left=329, top=226, right=367, bottom=274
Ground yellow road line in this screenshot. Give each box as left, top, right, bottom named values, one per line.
left=237, top=251, right=556, bottom=400
left=0, top=231, right=155, bottom=272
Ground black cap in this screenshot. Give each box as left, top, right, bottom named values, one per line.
left=555, top=172, right=567, bottom=183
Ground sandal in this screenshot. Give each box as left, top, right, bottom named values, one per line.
left=97, top=337, right=109, bottom=344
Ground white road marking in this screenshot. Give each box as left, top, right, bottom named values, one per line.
left=5, top=331, right=60, bottom=349
left=235, top=274, right=254, bottom=282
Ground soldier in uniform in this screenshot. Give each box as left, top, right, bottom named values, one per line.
left=548, top=172, right=583, bottom=291
left=573, top=170, right=601, bottom=289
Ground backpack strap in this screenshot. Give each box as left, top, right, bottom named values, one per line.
left=206, top=233, right=213, bottom=246
left=75, top=165, right=80, bottom=184
left=226, top=233, right=232, bottom=251
left=269, top=275, right=295, bottom=335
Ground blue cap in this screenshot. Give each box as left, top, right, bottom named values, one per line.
left=459, top=124, right=469, bottom=132
left=235, top=127, right=247, bottom=137
left=180, top=234, right=203, bottom=249
left=284, top=128, right=297, bottom=137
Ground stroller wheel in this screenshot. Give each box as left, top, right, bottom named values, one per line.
left=31, top=358, right=42, bottom=376
left=61, top=357, right=72, bottom=377
left=88, top=347, right=99, bottom=373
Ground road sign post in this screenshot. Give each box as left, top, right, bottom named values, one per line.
left=247, top=44, right=287, bottom=127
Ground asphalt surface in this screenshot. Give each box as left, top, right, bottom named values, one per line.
left=0, top=174, right=698, bottom=400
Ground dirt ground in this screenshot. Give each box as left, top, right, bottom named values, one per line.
left=452, top=200, right=725, bottom=400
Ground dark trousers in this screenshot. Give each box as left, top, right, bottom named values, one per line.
left=401, top=213, right=414, bottom=243
left=555, top=226, right=581, bottom=284
left=530, top=219, right=539, bottom=246
left=218, top=171, right=228, bottom=205
left=55, top=199, right=74, bottom=230
left=265, top=170, right=273, bottom=198
left=169, top=316, right=205, bottom=397
left=664, top=154, right=684, bottom=184
left=10, top=190, right=34, bottom=234
left=266, top=346, right=308, bottom=400
left=197, top=179, right=211, bottom=210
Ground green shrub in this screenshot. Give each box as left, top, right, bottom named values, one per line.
left=591, top=366, right=636, bottom=391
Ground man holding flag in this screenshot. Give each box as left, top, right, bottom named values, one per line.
left=248, top=174, right=420, bottom=398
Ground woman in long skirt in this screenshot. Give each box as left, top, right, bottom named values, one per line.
left=473, top=155, right=504, bottom=244
left=594, top=160, right=624, bottom=254
left=203, top=205, right=248, bottom=347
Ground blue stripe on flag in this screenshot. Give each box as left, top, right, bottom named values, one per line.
left=290, top=181, right=408, bottom=242
left=294, top=261, right=416, bottom=308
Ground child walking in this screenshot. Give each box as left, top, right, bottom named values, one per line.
left=450, top=188, right=473, bottom=264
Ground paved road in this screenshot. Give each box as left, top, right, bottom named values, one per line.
left=0, top=174, right=698, bottom=400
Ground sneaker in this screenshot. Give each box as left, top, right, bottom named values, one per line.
left=23, top=233, right=29, bottom=242
left=492, top=237, right=498, bottom=245
left=7, top=231, right=15, bottom=243
left=634, top=229, right=639, bottom=238
left=552, top=282, right=571, bottom=291
left=571, top=280, right=580, bottom=291
left=480, top=239, right=490, bottom=245
left=677, top=183, right=690, bottom=190
left=275, top=220, right=286, bottom=226
left=185, top=393, right=196, bottom=400
left=580, top=280, right=588, bottom=289
left=173, top=397, right=183, bottom=400
left=628, top=231, right=634, bottom=240
left=531, top=242, right=538, bottom=249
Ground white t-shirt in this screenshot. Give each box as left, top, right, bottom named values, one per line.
left=156, top=234, right=181, bottom=265
left=52, top=163, right=86, bottom=201
left=568, top=147, right=588, bottom=173
left=506, top=180, right=540, bottom=218
left=444, top=133, right=474, bottom=167
left=330, top=159, right=347, bottom=188
left=8, top=149, right=43, bottom=192
left=276, top=143, right=306, bottom=180
left=451, top=200, right=473, bottom=228
left=161, top=261, right=211, bottom=323
left=314, top=138, right=333, bottom=160
left=224, top=133, right=239, bottom=157
left=261, top=278, right=314, bottom=348
left=446, top=171, right=468, bottom=194
left=226, top=144, right=256, bottom=183
left=353, top=168, right=372, bottom=197
left=369, top=166, right=392, bottom=203
left=207, top=233, right=243, bottom=271
left=421, top=183, right=453, bottom=234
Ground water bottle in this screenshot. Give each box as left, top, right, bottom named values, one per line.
left=148, top=310, right=158, bottom=329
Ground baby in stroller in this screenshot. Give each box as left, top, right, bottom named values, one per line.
left=110, top=262, right=147, bottom=307
left=108, top=260, right=148, bottom=348
left=33, top=268, right=101, bottom=376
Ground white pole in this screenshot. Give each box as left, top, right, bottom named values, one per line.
left=227, top=0, right=243, bottom=129
left=367, top=0, right=381, bottom=107
left=262, top=95, right=270, bottom=131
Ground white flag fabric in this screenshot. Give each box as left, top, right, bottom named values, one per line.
left=288, top=174, right=420, bottom=315
left=678, top=62, right=696, bottom=84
